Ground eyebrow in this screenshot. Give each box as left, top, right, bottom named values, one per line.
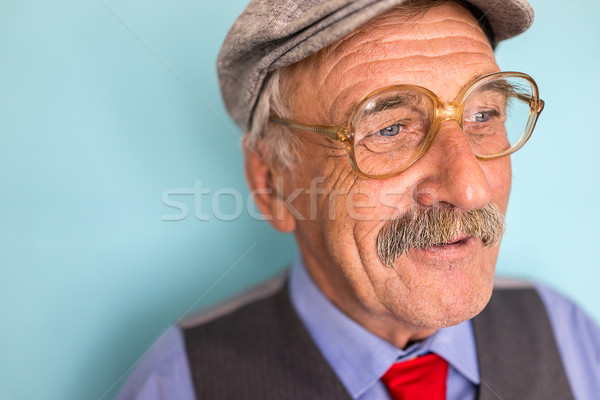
left=478, top=79, right=521, bottom=98
left=361, top=92, right=424, bottom=117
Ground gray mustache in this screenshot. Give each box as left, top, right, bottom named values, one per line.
left=376, top=203, right=505, bottom=267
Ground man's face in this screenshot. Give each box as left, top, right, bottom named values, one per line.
left=267, top=3, right=511, bottom=343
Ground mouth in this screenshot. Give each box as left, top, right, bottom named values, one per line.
left=432, top=234, right=472, bottom=248
left=408, top=234, right=478, bottom=260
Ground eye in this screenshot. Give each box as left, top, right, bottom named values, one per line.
left=465, top=109, right=499, bottom=123
left=376, top=124, right=401, bottom=137
left=473, top=111, right=492, bottom=122
left=474, top=111, right=491, bottom=122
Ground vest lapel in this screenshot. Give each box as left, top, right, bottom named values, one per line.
left=472, top=288, right=574, bottom=400
left=183, top=286, right=352, bottom=400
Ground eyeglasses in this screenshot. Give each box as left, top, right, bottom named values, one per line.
left=271, top=71, right=544, bottom=179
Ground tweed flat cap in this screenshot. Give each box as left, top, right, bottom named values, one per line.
left=218, top=0, right=534, bottom=133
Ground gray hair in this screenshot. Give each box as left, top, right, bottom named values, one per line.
left=245, top=68, right=300, bottom=171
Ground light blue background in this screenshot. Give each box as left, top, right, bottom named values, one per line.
left=0, top=1, right=598, bottom=399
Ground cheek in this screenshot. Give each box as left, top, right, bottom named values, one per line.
left=288, top=150, right=361, bottom=243
left=485, top=157, right=511, bottom=211
left=335, top=178, right=414, bottom=268
left=304, top=168, right=395, bottom=268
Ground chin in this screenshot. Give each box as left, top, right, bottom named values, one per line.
left=389, top=241, right=501, bottom=329
left=413, top=273, right=494, bottom=330
left=379, top=257, right=497, bottom=331
left=432, top=283, right=493, bottom=329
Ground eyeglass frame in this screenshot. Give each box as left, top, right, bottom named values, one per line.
left=270, top=71, right=545, bottom=179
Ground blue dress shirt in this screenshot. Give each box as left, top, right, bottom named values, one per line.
left=116, top=256, right=600, bottom=400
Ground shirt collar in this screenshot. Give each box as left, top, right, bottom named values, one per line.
left=288, top=255, right=480, bottom=398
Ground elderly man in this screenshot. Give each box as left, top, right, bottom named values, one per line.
left=117, top=0, right=600, bottom=399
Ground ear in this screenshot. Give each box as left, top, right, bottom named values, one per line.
left=243, top=138, right=297, bottom=233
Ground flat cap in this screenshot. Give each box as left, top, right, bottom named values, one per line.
left=218, top=0, right=534, bottom=133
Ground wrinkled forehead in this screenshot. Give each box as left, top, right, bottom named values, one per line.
left=281, top=3, right=498, bottom=124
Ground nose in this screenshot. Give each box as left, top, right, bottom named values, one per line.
left=413, top=120, right=492, bottom=211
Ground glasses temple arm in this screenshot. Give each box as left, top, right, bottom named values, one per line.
left=270, top=117, right=342, bottom=141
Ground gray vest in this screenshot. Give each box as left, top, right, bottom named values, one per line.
left=182, top=279, right=573, bottom=399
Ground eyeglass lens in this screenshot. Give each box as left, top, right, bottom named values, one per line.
left=352, top=75, right=535, bottom=177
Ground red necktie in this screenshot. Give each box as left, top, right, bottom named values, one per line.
left=381, top=353, right=448, bottom=400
